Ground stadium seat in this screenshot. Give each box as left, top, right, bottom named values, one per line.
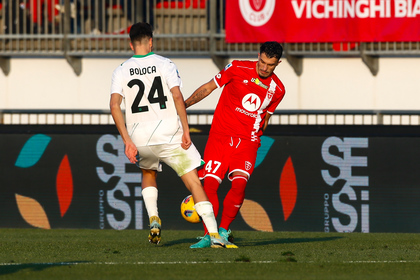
left=156, top=0, right=207, bottom=9
left=154, top=0, right=208, bottom=35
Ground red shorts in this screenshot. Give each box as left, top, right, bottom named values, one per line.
left=201, top=133, right=259, bottom=183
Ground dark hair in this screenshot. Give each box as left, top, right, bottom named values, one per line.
left=129, top=22, right=153, bottom=44
left=260, top=41, right=283, bottom=60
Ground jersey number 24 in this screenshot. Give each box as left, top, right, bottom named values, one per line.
left=128, top=76, right=168, bottom=114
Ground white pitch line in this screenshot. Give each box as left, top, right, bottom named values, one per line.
left=0, top=261, right=274, bottom=266
left=0, top=260, right=419, bottom=266
left=344, top=260, right=420, bottom=264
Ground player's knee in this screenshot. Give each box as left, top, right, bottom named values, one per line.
left=229, top=170, right=249, bottom=181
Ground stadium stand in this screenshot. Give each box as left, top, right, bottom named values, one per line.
left=1, top=0, right=420, bottom=76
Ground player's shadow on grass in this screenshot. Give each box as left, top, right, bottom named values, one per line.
left=163, top=236, right=343, bottom=247
left=0, top=261, right=89, bottom=275
left=160, top=238, right=198, bottom=247
left=242, top=236, right=344, bottom=246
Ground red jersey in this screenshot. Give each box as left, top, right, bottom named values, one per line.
left=211, top=60, right=285, bottom=144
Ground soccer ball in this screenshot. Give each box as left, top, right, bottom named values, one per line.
left=180, top=195, right=202, bottom=223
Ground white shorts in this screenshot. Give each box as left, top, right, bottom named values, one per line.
left=136, top=143, right=203, bottom=177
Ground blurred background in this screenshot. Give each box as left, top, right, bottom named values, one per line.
left=0, top=0, right=419, bottom=117
left=1, top=1, right=420, bottom=233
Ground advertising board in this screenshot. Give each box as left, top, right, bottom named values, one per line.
left=1, top=125, right=419, bottom=233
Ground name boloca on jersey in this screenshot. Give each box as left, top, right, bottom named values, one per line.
left=129, top=66, right=157, bottom=76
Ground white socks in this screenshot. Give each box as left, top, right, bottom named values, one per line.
left=142, top=188, right=218, bottom=234
left=142, top=187, right=159, bottom=218
left=194, top=201, right=218, bottom=234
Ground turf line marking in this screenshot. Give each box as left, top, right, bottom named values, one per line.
left=0, top=261, right=276, bottom=266
left=1, top=260, right=420, bottom=266
left=344, top=260, right=420, bottom=264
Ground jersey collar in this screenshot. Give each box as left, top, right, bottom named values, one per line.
left=133, top=52, right=154, bottom=58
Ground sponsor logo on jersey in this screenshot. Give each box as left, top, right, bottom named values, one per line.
left=235, top=107, right=258, bottom=118
left=239, top=0, right=276, bottom=27
left=242, top=93, right=261, bottom=112
left=251, top=78, right=268, bottom=89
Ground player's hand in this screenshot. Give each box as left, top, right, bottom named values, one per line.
left=181, top=132, right=192, bottom=150
left=125, top=141, right=138, bottom=164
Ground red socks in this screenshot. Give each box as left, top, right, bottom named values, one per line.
left=220, top=175, right=247, bottom=230
left=202, top=175, right=248, bottom=234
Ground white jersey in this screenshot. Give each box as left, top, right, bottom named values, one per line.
left=111, top=53, right=183, bottom=146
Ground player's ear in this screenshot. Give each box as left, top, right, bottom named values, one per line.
left=149, top=38, right=153, bottom=50
left=130, top=42, right=134, bottom=51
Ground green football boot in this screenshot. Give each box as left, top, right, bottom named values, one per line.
left=190, top=235, right=211, bottom=249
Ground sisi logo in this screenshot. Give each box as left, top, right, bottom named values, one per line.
left=239, top=136, right=298, bottom=232
left=239, top=0, right=276, bottom=26
left=321, top=137, right=369, bottom=233
left=15, top=134, right=73, bottom=229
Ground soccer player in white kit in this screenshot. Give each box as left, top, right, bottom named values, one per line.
left=110, top=22, right=236, bottom=248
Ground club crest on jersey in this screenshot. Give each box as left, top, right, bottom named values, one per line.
left=245, top=161, right=252, bottom=171
left=267, top=90, right=274, bottom=99
left=242, top=93, right=261, bottom=112
left=251, top=78, right=268, bottom=89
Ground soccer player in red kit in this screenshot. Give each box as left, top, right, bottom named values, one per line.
left=185, top=41, right=285, bottom=248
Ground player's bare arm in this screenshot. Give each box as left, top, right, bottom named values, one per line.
left=110, top=93, right=138, bottom=163
left=171, top=86, right=192, bottom=150
left=262, top=113, right=273, bottom=132
left=185, top=79, right=217, bottom=108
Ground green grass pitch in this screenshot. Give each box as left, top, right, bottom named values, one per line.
left=1, top=229, right=420, bottom=279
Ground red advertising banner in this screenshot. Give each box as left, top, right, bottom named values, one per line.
left=226, top=0, right=420, bottom=43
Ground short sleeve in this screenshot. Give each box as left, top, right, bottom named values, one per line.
left=110, top=66, right=124, bottom=97
left=163, top=59, right=183, bottom=90
left=214, top=61, right=235, bottom=88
